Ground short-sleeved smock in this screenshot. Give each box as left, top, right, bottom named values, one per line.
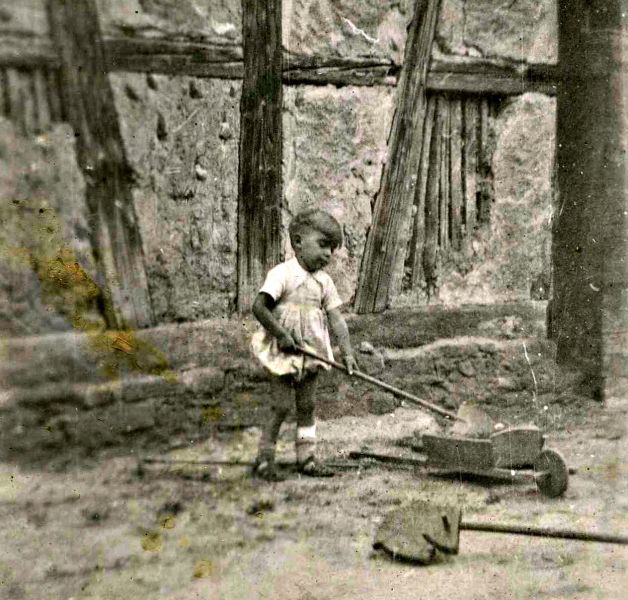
left=251, top=257, right=343, bottom=379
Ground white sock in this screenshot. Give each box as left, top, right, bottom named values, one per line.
left=296, top=424, right=316, bottom=464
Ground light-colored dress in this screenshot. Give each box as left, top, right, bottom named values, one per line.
left=251, top=257, right=343, bottom=380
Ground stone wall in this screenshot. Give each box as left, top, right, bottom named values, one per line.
left=435, top=0, right=557, bottom=62
left=0, top=119, right=102, bottom=337
left=111, top=74, right=241, bottom=322
left=436, top=94, right=555, bottom=304
left=0, top=0, right=560, bottom=335
left=0, top=303, right=555, bottom=464
left=283, top=85, right=395, bottom=304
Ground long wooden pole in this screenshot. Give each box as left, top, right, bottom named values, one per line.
left=461, top=520, right=628, bottom=545
left=297, top=346, right=463, bottom=421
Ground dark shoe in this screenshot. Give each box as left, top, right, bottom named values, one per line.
left=251, top=458, right=285, bottom=482
left=297, top=457, right=334, bottom=478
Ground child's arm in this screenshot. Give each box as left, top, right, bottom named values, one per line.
left=327, top=308, right=358, bottom=375
left=252, top=292, right=298, bottom=352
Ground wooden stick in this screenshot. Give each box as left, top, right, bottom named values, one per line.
left=296, top=346, right=464, bottom=421
left=461, top=520, right=628, bottom=545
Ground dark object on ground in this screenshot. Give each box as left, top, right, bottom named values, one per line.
left=350, top=427, right=570, bottom=498
left=423, top=431, right=568, bottom=498
left=297, top=457, right=335, bottom=477
left=374, top=501, right=628, bottom=565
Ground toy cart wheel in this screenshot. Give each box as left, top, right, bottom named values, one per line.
left=534, top=448, right=568, bottom=497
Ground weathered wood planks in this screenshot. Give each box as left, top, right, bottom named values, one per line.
left=400, top=94, right=497, bottom=299
left=354, top=0, right=442, bottom=313
left=236, top=0, right=283, bottom=312
left=48, top=0, right=154, bottom=329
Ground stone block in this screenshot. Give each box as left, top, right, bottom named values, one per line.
left=180, top=367, right=226, bottom=396
left=356, top=350, right=385, bottom=376
left=435, top=0, right=557, bottom=63
left=364, top=390, right=399, bottom=415
left=96, top=0, right=242, bottom=43
left=283, top=0, right=411, bottom=65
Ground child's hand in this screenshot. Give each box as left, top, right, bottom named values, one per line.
left=343, top=354, right=358, bottom=376
left=277, top=331, right=299, bottom=353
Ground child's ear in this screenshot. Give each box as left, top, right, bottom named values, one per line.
left=293, top=234, right=302, bottom=249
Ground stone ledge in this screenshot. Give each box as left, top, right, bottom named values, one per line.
left=0, top=302, right=547, bottom=390
left=0, top=367, right=225, bottom=411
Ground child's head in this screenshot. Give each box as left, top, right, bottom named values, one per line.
left=289, top=209, right=342, bottom=271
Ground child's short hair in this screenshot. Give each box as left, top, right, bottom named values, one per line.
left=288, top=209, right=343, bottom=250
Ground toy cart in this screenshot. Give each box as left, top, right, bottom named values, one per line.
left=420, top=426, right=569, bottom=497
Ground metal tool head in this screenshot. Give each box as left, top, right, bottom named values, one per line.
left=373, top=501, right=461, bottom=563
left=449, top=404, right=494, bottom=438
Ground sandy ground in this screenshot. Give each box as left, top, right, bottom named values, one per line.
left=1, top=403, right=626, bottom=600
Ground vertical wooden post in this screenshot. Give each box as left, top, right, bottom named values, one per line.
left=462, top=99, right=478, bottom=232
left=449, top=98, right=463, bottom=250
left=553, top=0, right=627, bottom=398
left=237, top=0, right=283, bottom=312
left=422, top=101, right=443, bottom=299
left=439, top=99, right=450, bottom=250
left=48, top=0, right=153, bottom=329
left=354, top=0, right=442, bottom=313
left=409, top=96, right=436, bottom=289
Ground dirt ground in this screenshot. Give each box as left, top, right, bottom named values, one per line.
left=1, top=400, right=626, bottom=600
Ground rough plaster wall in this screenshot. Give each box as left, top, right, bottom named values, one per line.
left=110, top=74, right=241, bottom=323
left=0, top=119, right=99, bottom=336
left=435, top=0, right=557, bottom=63
left=283, top=85, right=395, bottom=304
left=283, top=0, right=412, bottom=64
left=0, top=0, right=48, bottom=37
left=95, top=0, right=242, bottom=42
left=437, top=94, right=555, bottom=304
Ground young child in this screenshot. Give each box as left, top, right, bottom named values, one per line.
left=250, top=208, right=358, bottom=481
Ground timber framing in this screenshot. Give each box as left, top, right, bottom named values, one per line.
left=48, top=0, right=154, bottom=329
left=0, top=30, right=559, bottom=95
left=236, top=0, right=283, bottom=312
left=354, top=0, right=442, bottom=313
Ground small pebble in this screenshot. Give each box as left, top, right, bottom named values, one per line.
left=359, top=341, right=375, bottom=354
left=195, top=164, right=208, bottom=181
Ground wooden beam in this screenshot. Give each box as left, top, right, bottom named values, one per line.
left=236, top=0, right=283, bottom=312
left=427, top=58, right=559, bottom=96
left=48, top=0, right=154, bottom=329
left=354, top=0, right=442, bottom=313
left=0, top=34, right=58, bottom=68
left=0, top=29, right=561, bottom=96
left=102, top=36, right=243, bottom=78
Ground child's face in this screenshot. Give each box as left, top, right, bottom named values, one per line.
left=294, top=229, right=334, bottom=272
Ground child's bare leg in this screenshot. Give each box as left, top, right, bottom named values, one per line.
left=255, top=376, right=293, bottom=476
left=295, top=372, right=333, bottom=476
